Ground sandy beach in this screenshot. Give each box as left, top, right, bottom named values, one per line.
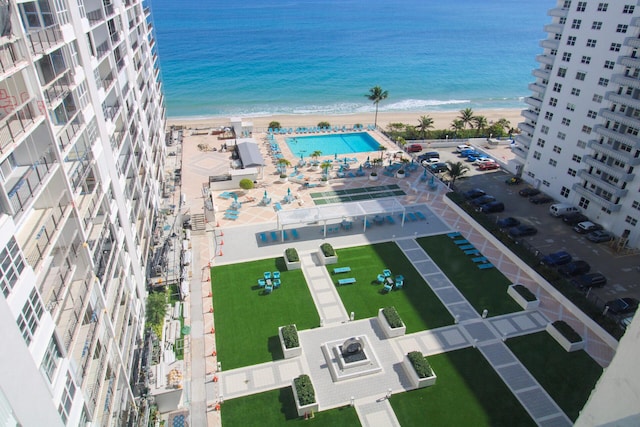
left=166, top=109, right=523, bottom=132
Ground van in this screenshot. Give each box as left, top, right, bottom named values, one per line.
left=549, top=203, right=578, bottom=217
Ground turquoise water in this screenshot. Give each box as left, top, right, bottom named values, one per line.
left=285, top=133, right=380, bottom=157
left=149, top=0, right=555, bottom=118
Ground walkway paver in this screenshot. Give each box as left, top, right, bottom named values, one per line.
left=300, top=253, right=349, bottom=325
left=355, top=397, right=401, bottom=427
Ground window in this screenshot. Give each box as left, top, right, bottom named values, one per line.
left=577, top=140, right=587, bottom=148
left=58, top=372, right=76, bottom=424
left=553, top=83, right=562, bottom=92
left=625, top=216, right=638, bottom=226
left=572, top=19, right=582, bottom=29
left=561, top=117, right=571, bottom=126
left=541, top=125, right=549, bottom=134
left=559, top=17, right=567, bottom=25
left=17, top=288, right=44, bottom=346
left=76, top=82, right=88, bottom=110
left=572, top=154, right=582, bottom=163
left=567, top=102, right=576, bottom=111
left=527, top=171, right=536, bottom=178
left=568, top=168, right=577, bottom=176
left=558, top=132, right=566, bottom=140
left=587, top=110, right=598, bottom=119
left=561, top=186, right=571, bottom=197
left=586, top=39, right=597, bottom=48
left=598, top=78, right=609, bottom=87
left=557, top=67, right=567, bottom=77
left=592, top=21, right=602, bottom=29
left=550, top=48, right=558, bottom=56
left=0, top=237, right=25, bottom=298
left=604, top=60, right=615, bottom=70
left=581, top=56, right=591, bottom=64
left=610, top=43, right=621, bottom=52
left=582, top=125, right=592, bottom=134
left=537, top=138, right=546, bottom=147
left=623, top=5, right=635, bottom=14
left=570, top=87, right=580, bottom=96
left=567, top=36, right=577, bottom=46
left=576, top=72, right=586, bottom=81
left=578, top=197, right=590, bottom=209
left=576, top=1, right=587, bottom=11
left=544, top=111, right=554, bottom=121
left=593, top=94, right=603, bottom=103
left=554, top=33, right=562, bottom=41
left=543, top=180, right=551, bottom=187
left=549, top=97, right=558, bottom=106
left=617, top=24, right=629, bottom=33
left=597, top=2, right=607, bottom=11
left=533, top=151, right=541, bottom=160
left=632, top=200, right=640, bottom=211
left=563, top=1, right=572, bottom=8
left=553, top=145, right=562, bottom=153
left=41, top=337, right=61, bottom=382
left=549, top=159, right=558, bottom=167
left=562, top=52, right=572, bottom=62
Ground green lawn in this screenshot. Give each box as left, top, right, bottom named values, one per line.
left=390, top=348, right=535, bottom=427
left=211, top=257, right=319, bottom=370
left=417, top=235, right=521, bottom=316
left=507, top=331, right=603, bottom=421
left=221, top=387, right=360, bottom=426
left=331, top=242, right=453, bottom=332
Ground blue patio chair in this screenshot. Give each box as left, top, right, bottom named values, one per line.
left=264, top=284, right=273, bottom=294
left=383, top=269, right=392, bottom=277
left=377, top=274, right=385, bottom=284
left=258, top=279, right=266, bottom=288
left=394, top=279, right=404, bottom=290
left=259, top=232, right=267, bottom=242
left=264, top=271, right=271, bottom=280
left=283, top=230, right=289, bottom=240
left=382, top=284, right=393, bottom=293
left=273, top=279, right=281, bottom=288
left=273, top=271, right=280, bottom=279
left=270, top=231, right=278, bottom=241
left=292, top=229, right=299, bottom=239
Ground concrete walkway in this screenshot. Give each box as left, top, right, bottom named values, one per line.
left=301, top=252, right=349, bottom=325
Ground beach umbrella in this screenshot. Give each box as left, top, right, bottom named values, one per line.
left=232, top=192, right=238, bottom=202
left=334, top=153, right=338, bottom=160
left=264, top=190, right=268, bottom=199
left=423, top=168, right=427, bottom=178
left=343, top=157, right=348, bottom=165
left=429, top=175, right=435, bottom=186
left=359, top=164, right=363, bottom=172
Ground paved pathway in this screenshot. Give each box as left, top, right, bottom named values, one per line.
left=301, top=252, right=349, bottom=325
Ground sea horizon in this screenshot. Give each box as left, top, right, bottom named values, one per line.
left=150, top=0, right=555, bottom=119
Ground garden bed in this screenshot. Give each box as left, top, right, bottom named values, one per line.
left=292, top=375, right=318, bottom=417
left=507, top=284, right=540, bottom=310
left=284, top=248, right=301, bottom=270
left=403, top=351, right=437, bottom=388
left=318, top=243, right=338, bottom=265
left=278, top=324, right=301, bottom=359
left=377, top=307, right=406, bottom=338
left=546, top=320, right=584, bottom=352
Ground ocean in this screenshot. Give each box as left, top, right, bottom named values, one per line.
left=149, top=0, right=556, bottom=119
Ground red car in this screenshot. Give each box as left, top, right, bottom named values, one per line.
left=478, top=162, right=499, bottom=171
left=407, top=144, right=423, bottom=153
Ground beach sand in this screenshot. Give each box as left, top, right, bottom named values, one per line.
left=166, top=109, right=524, bottom=132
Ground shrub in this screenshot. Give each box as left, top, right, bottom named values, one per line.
left=280, top=173, right=288, bottom=179
left=268, top=121, right=281, bottom=130
left=281, top=324, right=299, bottom=348
left=239, top=178, right=254, bottom=190
left=320, top=243, right=335, bottom=257
left=285, top=248, right=299, bottom=263
left=382, top=306, right=403, bottom=328
left=293, top=375, right=315, bottom=405
left=513, top=284, right=536, bottom=302
left=370, top=171, right=378, bottom=176
left=318, top=121, right=331, bottom=128
left=408, top=351, right=433, bottom=378
left=552, top=320, right=582, bottom=343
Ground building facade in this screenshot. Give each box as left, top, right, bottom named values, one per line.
left=516, top=0, right=640, bottom=248
left=0, top=0, right=165, bottom=425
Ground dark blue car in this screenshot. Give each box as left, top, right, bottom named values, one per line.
left=541, top=251, right=572, bottom=266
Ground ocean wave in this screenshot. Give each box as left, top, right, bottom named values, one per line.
left=379, top=99, right=471, bottom=111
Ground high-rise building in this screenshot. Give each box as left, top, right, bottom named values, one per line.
left=0, top=0, right=165, bottom=425
left=516, top=0, right=640, bottom=248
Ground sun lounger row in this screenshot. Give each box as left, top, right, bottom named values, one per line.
left=258, top=229, right=300, bottom=243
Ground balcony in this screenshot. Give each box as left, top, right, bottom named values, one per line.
left=109, top=30, right=121, bottom=45
left=583, top=155, right=635, bottom=182
left=587, top=139, right=640, bottom=166
left=518, top=121, right=535, bottom=135
left=55, top=275, right=92, bottom=352
left=103, top=100, right=121, bottom=121
left=618, top=55, right=640, bottom=69
left=577, top=169, right=629, bottom=198
left=95, top=40, right=111, bottom=60
left=624, top=36, right=640, bottom=49
left=572, top=184, right=622, bottom=212
left=594, top=125, right=640, bottom=149
left=522, top=109, right=539, bottom=122
left=528, top=82, right=546, bottom=94
left=512, top=143, right=529, bottom=161
left=539, top=39, right=559, bottom=50
left=547, top=8, right=568, bottom=18
left=515, top=132, right=531, bottom=147
left=543, top=23, right=564, bottom=34
left=86, top=8, right=105, bottom=25
left=0, top=101, right=42, bottom=154
left=535, top=54, right=554, bottom=66
left=104, top=3, right=116, bottom=17
left=599, top=108, right=640, bottom=131
left=57, top=115, right=85, bottom=151
left=605, top=91, right=640, bottom=111
left=525, top=96, right=542, bottom=109
left=5, top=154, right=57, bottom=215
left=532, top=68, right=550, bottom=80
left=612, top=74, right=640, bottom=90
left=0, top=41, right=27, bottom=75
left=38, top=232, right=80, bottom=315
left=42, top=71, right=72, bottom=108
left=27, top=25, right=64, bottom=55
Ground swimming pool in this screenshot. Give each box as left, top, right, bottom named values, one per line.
left=285, top=132, right=381, bottom=158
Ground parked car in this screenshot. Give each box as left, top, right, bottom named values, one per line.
left=417, top=152, right=440, bottom=165
left=474, top=157, right=495, bottom=164
left=586, top=230, right=615, bottom=243
left=460, top=149, right=482, bottom=158
left=509, top=224, right=538, bottom=237
left=571, top=273, right=607, bottom=290
left=470, top=195, right=496, bottom=207
left=463, top=188, right=486, bottom=199
left=407, top=144, right=423, bottom=153
left=478, top=162, right=500, bottom=171
left=541, top=250, right=572, bottom=266
left=604, top=297, right=640, bottom=315
left=518, top=187, right=541, bottom=197
left=529, top=194, right=554, bottom=204
left=549, top=203, right=579, bottom=217
left=479, top=201, right=505, bottom=213
left=428, top=162, right=448, bottom=173
left=558, top=260, right=591, bottom=277
left=456, top=144, right=472, bottom=152
left=497, top=217, right=520, bottom=228
left=573, top=221, right=603, bottom=234
left=562, top=212, right=589, bottom=226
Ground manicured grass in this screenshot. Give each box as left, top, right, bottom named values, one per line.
left=211, top=257, right=319, bottom=370
left=507, top=331, right=603, bottom=421
left=390, top=348, right=535, bottom=427
left=221, top=387, right=359, bottom=426
left=417, top=235, right=521, bottom=316
left=331, top=242, right=453, bottom=333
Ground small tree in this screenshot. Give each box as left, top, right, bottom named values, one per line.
left=377, top=144, right=387, bottom=160
left=320, top=160, right=332, bottom=177
left=239, top=178, right=254, bottom=190
left=268, top=121, right=281, bottom=130
left=311, top=150, right=322, bottom=162
left=445, top=161, right=469, bottom=187
left=277, top=158, right=291, bottom=177
left=318, top=121, right=331, bottom=128
left=366, top=86, right=389, bottom=127
left=416, top=115, right=434, bottom=143
left=146, top=291, right=167, bottom=337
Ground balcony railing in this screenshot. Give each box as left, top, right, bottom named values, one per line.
left=27, top=25, right=64, bottom=55
left=101, top=71, right=115, bottom=91
left=43, top=71, right=72, bottom=107
left=0, top=101, right=39, bottom=154
left=57, top=116, right=84, bottom=151
left=95, top=40, right=110, bottom=60
left=571, top=184, right=622, bottom=213
left=24, top=199, right=70, bottom=267
left=59, top=276, right=91, bottom=352
left=7, top=155, right=56, bottom=214
left=104, top=3, right=115, bottom=17
left=0, top=41, right=25, bottom=75
left=103, top=100, right=121, bottom=121
left=109, top=30, right=120, bottom=45
left=86, top=8, right=105, bottom=25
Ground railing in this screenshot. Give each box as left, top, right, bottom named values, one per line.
left=109, top=30, right=120, bottom=45
left=57, top=116, right=84, bottom=151
left=0, top=102, right=38, bottom=153
left=27, top=25, right=63, bottom=54
left=86, top=8, right=105, bottom=24
left=116, top=58, right=125, bottom=71
left=103, top=100, right=121, bottom=121
left=110, top=130, right=125, bottom=151
left=104, top=3, right=115, bottom=17
left=43, top=71, right=71, bottom=107
left=69, top=152, right=93, bottom=194
left=42, top=234, right=80, bottom=314
left=101, top=71, right=114, bottom=91
left=25, top=200, right=69, bottom=267
left=0, top=41, right=24, bottom=74
left=95, top=40, right=110, bottom=59
left=7, top=155, right=56, bottom=214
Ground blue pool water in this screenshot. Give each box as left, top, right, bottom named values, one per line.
left=285, top=133, right=381, bottom=158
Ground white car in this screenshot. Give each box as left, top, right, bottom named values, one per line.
left=420, top=157, right=441, bottom=165
left=456, top=144, right=472, bottom=152
left=474, top=157, right=495, bottom=164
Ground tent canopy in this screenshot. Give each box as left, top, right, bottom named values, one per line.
left=237, top=140, right=264, bottom=168
left=277, top=199, right=405, bottom=227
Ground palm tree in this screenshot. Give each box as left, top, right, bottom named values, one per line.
left=450, top=119, right=465, bottom=137
left=320, top=160, right=332, bottom=178
left=311, top=150, right=322, bottom=162
left=458, top=108, right=474, bottom=129
left=445, top=161, right=469, bottom=187
left=496, top=118, right=511, bottom=132
left=366, top=86, right=388, bottom=128
left=416, top=115, right=434, bottom=143
left=473, top=115, right=488, bottom=135
left=277, top=158, right=291, bottom=176
left=146, top=292, right=167, bottom=326
left=377, top=144, right=387, bottom=160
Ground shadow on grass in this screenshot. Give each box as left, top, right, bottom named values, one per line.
left=268, top=335, right=284, bottom=360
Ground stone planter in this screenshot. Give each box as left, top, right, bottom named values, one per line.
left=278, top=325, right=302, bottom=359
left=284, top=252, right=301, bottom=271
left=279, top=176, right=289, bottom=183
left=507, top=284, right=540, bottom=310
left=396, top=170, right=406, bottom=179
left=403, top=354, right=437, bottom=388
left=377, top=308, right=406, bottom=338
left=369, top=173, right=378, bottom=181
left=318, top=249, right=337, bottom=265
left=291, top=379, right=318, bottom=417
left=546, top=322, right=585, bottom=352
